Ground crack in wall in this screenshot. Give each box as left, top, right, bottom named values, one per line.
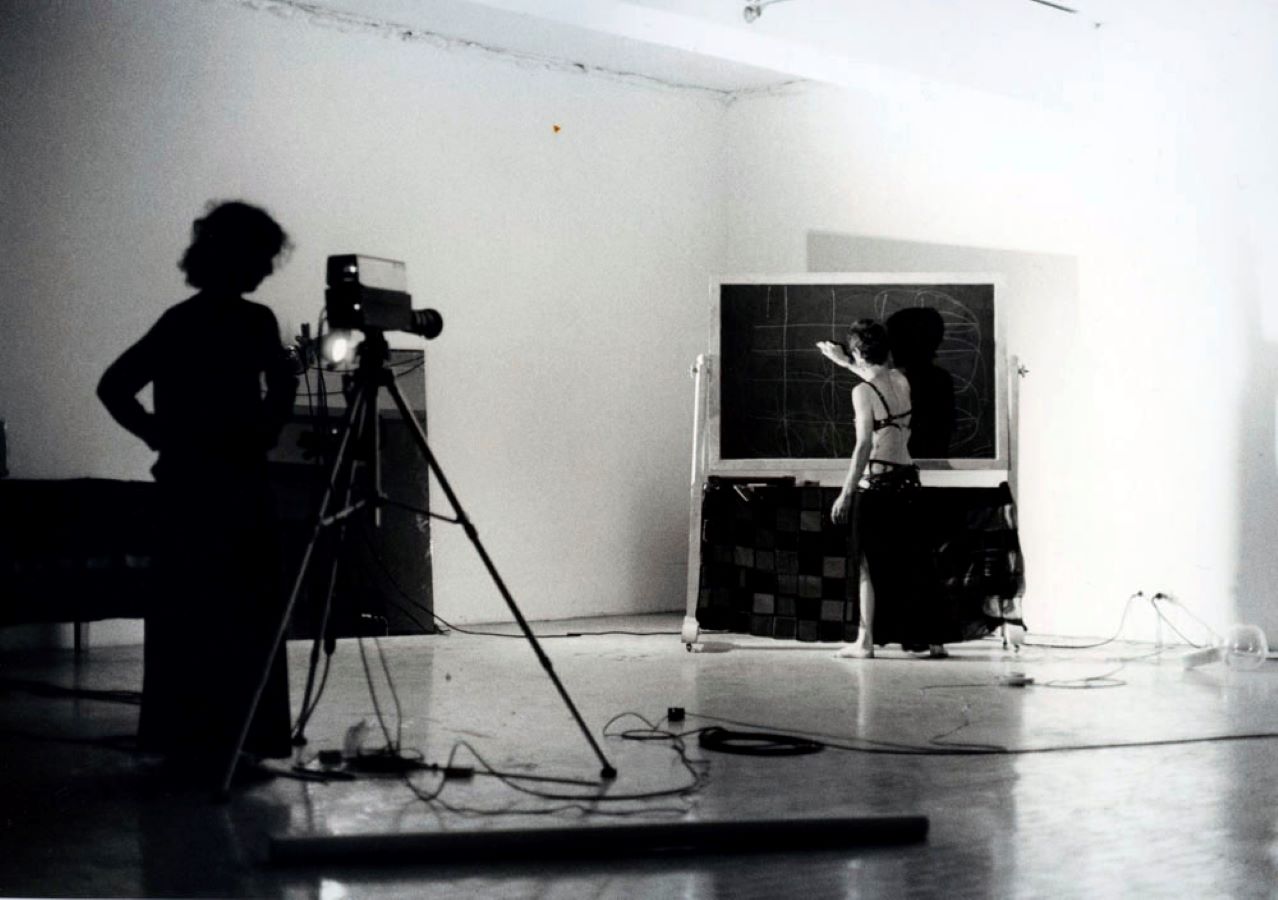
left=221, top=0, right=801, bottom=103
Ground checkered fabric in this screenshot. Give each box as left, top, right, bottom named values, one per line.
left=696, top=479, right=859, bottom=643
left=695, top=477, right=1027, bottom=643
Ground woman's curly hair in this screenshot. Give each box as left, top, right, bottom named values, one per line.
left=179, top=201, right=290, bottom=292
left=846, top=318, right=891, bottom=365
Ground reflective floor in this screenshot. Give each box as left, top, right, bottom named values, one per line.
left=4, top=614, right=1278, bottom=898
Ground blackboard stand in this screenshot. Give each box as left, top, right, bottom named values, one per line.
left=681, top=354, right=712, bottom=646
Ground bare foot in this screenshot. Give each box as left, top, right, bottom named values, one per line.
left=837, top=643, right=874, bottom=659
left=928, top=645, right=949, bottom=659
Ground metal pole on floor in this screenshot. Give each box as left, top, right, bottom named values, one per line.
left=269, top=815, right=930, bottom=865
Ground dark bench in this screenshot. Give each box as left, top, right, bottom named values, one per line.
left=0, top=478, right=161, bottom=649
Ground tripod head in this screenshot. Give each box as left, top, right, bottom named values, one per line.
left=352, top=329, right=393, bottom=373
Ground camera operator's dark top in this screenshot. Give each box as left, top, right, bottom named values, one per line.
left=98, top=291, right=297, bottom=480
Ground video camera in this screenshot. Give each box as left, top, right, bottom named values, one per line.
left=325, top=254, right=443, bottom=339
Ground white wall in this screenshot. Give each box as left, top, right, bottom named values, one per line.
left=719, top=4, right=1278, bottom=642
left=0, top=0, right=727, bottom=639
left=5, top=0, right=1277, bottom=648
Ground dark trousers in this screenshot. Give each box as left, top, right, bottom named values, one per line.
left=853, top=488, right=954, bottom=648
left=139, top=465, right=292, bottom=768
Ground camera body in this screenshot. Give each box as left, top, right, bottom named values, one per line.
left=325, top=254, right=442, bottom=339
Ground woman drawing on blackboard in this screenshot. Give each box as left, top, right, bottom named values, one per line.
left=817, top=320, right=949, bottom=659
left=97, top=200, right=297, bottom=784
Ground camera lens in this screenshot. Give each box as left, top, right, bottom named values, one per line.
left=410, top=309, right=443, bottom=340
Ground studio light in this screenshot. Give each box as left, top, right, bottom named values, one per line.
left=321, top=328, right=355, bottom=367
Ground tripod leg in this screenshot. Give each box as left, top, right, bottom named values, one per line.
left=291, top=399, right=372, bottom=742
left=217, top=383, right=372, bottom=797
left=369, top=384, right=383, bottom=528
left=290, top=548, right=339, bottom=742
left=380, top=378, right=617, bottom=779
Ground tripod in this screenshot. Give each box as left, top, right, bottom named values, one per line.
left=219, top=331, right=617, bottom=795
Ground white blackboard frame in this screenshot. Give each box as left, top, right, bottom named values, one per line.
left=705, top=272, right=1009, bottom=488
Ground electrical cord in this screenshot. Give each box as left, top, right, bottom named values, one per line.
left=1020, top=591, right=1221, bottom=653
left=353, top=523, right=446, bottom=627
left=917, top=645, right=1174, bottom=693
left=293, top=339, right=425, bottom=382
left=391, top=715, right=709, bottom=818
left=603, top=715, right=823, bottom=758
left=1020, top=591, right=1147, bottom=649
left=430, top=615, right=683, bottom=639
left=419, top=788, right=694, bottom=820
left=1150, top=592, right=1218, bottom=648
left=1037, top=646, right=1170, bottom=689
left=0, top=729, right=141, bottom=751
left=331, top=449, right=677, bottom=641
left=0, top=678, right=141, bottom=705
left=695, top=725, right=823, bottom=757
left=286, top=516, right=435, bottom=747
left=315, top=425, right=680, bottom=642
left=294, top=356, right=423, bottom=383
left=291, top=649, right=333, bottom=742
left=299, top=364, right=315, bottom=421
left=357, top=634, right=403, bottom=754
left=448, top=714, right=707, bottom=803
left=681, top=710, right=1278, bottom=757
left=926, top=705, right=1007, bottom=752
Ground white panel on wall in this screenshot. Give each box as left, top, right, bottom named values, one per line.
left=720, top=24, right=1278, bottom=642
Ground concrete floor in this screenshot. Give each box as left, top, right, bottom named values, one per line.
left=3, top=613, right=1278, bottom=898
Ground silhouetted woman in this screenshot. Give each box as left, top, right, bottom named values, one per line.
left=818, top=320, right=948, bottom=658
left=98, top=201, right=297, bottom=782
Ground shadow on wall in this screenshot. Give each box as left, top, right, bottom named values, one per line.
left=1233, top=244, right=1278, bottom=638
left=805, top=229, right=1081, bottom=469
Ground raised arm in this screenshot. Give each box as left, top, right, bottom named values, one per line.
left=832, top=383, right=874, bottom=524
left=816, top=340, right=856, bottom=372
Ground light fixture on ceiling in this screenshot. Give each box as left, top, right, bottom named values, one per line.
left=743, top=0, right=795, bottom=24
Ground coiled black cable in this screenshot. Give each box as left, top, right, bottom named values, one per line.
left=696, top=725, right=823, bottom=757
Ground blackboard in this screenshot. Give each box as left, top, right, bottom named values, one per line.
left=716, top=280, right=998, bottom=462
